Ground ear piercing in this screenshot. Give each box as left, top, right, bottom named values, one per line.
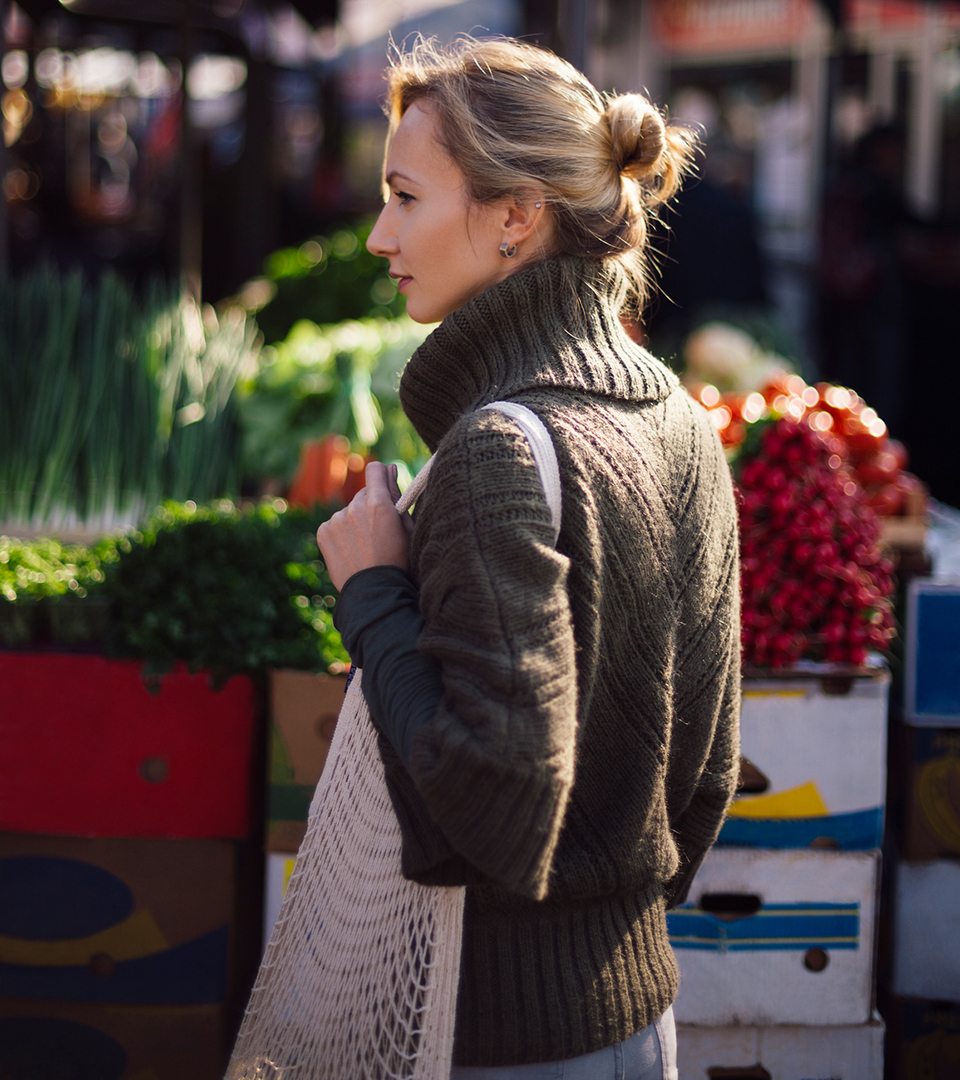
left=501, top=204, right=541, bottom=257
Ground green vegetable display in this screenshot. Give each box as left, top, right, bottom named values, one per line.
left=239, top=315, right=432, bottom=489
left=0, top=500, right=349, bottom=680
left=0, top=266, right=259, bottom=530
left=0, top=534, right=116, bottom=648
left=249, top=219, right=406, bottom=345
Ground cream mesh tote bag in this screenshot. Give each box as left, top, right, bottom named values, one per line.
left=227, top=402, right=561, bottom=1080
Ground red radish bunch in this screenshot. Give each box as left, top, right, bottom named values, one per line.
left=736, top=415, right=896, bottom=670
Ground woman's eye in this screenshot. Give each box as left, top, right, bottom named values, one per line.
left=395, top=190, right=414, bottom=206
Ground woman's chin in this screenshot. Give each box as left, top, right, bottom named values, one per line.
left=406, top=303, right=447, bottom=326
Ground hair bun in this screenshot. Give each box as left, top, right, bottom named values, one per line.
left=605, top=95, right=666, bottom=181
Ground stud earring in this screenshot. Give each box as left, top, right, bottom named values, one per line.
left=535, top=202, right=542, bottom=208
left=499, top=242, right=518, bottom=258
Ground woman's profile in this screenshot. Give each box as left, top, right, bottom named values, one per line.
left=313, top=35, right=742, bottom=1079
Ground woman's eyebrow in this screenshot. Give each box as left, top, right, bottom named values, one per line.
left=385, top=170, right=417, bottom=187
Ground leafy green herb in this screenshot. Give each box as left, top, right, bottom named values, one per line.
left=238, top=315, right=431, bottom=487
left=101, top=499, right=350, bottom=681
left=0, top=535, right=114, bottom=602
left=0, top=500, right=350, bottom=681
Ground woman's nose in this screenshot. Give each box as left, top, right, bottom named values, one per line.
left=366, top=206, right=397, bottom=257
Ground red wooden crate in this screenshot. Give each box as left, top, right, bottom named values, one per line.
left=0, top=654, right=257, bottom=838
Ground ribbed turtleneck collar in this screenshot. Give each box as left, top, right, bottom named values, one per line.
left=398, top=256, right=679, bottom=452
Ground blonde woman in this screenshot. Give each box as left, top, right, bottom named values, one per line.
left=317, top=36, right=740, bottom=1080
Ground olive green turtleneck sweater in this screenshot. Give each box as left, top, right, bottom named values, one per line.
left=335, top=257, right=741, bottom=1067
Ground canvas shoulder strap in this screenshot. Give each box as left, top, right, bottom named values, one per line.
left=399, top=401, right=561, bottom=543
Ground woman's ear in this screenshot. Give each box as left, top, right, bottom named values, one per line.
left=499, top=190, right=550, bottom=252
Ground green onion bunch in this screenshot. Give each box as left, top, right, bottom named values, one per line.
left=0, top=266, right=260, bottom=531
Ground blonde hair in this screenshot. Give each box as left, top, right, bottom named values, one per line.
left=383, top=36, right=698, bottom=313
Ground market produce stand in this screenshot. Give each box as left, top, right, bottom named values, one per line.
left=2, top=365, right=954, bottom=1076
left=0, top=501, right=347, bottom=1077
left=672, top=374, right=934, bottom=1076
left=0, top=655, right=263, bottom=1078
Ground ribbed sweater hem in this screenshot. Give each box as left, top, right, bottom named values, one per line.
left=453, top=882, right=679, bottom=1067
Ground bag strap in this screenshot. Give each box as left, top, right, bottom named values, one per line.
left=481, top=401, right=562, bottom=543
left=397, top=401, right=562, bottom=543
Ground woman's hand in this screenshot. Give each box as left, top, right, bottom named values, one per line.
left=316, top=462, right=414, bottom=592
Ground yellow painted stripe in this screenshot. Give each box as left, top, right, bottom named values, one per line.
left=728, top=781, right=830, bottom=819
left=742, top=690, right=807, bottom=698
left=0, top=909, right=169, bottom=966
left=282, top=856, right=296, bottom=895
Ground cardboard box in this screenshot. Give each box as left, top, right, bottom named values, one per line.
left=904, top=579, right=960, bottom=726
left=677, top=1015, right=884, bottom=1079
left=882, top=516, right=928, bottom=553
left=881, top=994, right=960, bottom=1080
left=899, top=725, right=960, bottom=860
left=262, top=852, right=297, bottom=949
left=0, top=998, right=227, bottom=1080
left=719, top=671, right=889, bottom=850
left=891, top=858, right=960, bottom=1002
left=0, top=834, right=239, bottom=1004
left=266, top=669, right=348, bottom=852
left=669, top=847, right=879, bottom=1026
left=0, top=653, right=257, bottom=838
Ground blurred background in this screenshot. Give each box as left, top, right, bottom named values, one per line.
left=2, top=3, right=960, bottom=1077
left=2, top=0, right=959, bottom=510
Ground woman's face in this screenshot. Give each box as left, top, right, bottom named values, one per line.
left=367, top=102, right=519, bottom=324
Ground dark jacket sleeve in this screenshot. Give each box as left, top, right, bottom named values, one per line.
left=334, top=565, right=444, bottom=768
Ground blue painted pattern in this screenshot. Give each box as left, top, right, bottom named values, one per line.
left=717, top=807, right=883, bottom=850
left=0, top=926, right=230, bottom=1003
left=667, top=902, right=860, bottom=952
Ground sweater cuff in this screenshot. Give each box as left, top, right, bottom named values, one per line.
left=334, top=565, right=444, bottom=768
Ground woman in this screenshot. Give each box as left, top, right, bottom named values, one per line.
left=317, top=36, right=741, bottom=1079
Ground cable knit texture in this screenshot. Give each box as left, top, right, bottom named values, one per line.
left=374, top=257, right=740, bottom=1066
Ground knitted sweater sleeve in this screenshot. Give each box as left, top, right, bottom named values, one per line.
left=662, top=403, right=742, bottom=907
left=664, top=652, right=741, bottom=907
left=398, top=409, right=578, bottom=901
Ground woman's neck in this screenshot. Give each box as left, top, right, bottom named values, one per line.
left=398, top=256, right=676, bottom=451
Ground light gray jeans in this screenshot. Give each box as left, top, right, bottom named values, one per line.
left=449, top=1006, right=678, bottom=1080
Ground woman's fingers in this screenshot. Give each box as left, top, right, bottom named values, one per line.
left=386, top=462, right=403, bottom=505
left=383, top=462, right=415, bottom=538
left=315, top=461, right=413, bottom=591
left=364, top=460, right=395, bottom=503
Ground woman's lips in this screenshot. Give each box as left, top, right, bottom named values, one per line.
left=395, top=276, right=412, bottom=293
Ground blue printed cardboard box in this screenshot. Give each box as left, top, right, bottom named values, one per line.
left=0, top=999, right=227, bottom=1080
left=668, top=847, right=879, bottom=1026
left=0, top=834, right=237, bottom=1005
left=719, top=670, right=889, bottom=850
